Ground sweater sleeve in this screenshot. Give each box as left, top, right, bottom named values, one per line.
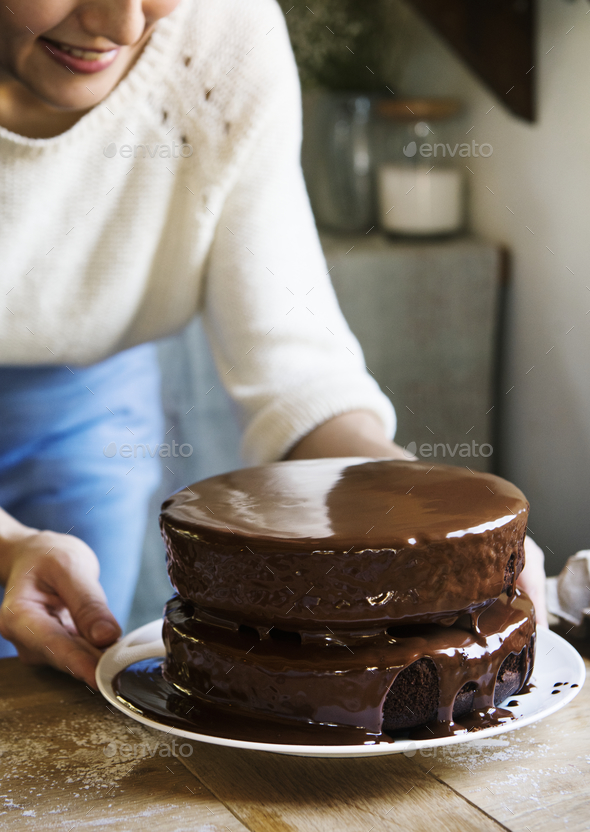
left=201, top=8, right=396, bottom=465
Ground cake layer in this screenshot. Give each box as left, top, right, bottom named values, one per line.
left=161, top=459, right=529, bottom=628
left=383, top=651, right=527, bottom=733
left=162, top=589, right=535, bottom=737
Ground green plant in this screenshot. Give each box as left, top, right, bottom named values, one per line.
left=278, top=0, right=399, bottom=92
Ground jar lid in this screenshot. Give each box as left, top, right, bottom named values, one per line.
left=376, top=97, right=461, bottom=122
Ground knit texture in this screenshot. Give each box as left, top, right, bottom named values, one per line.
left=0, top=0, right=396, bottom=463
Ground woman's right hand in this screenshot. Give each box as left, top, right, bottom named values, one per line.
left=0, top=527, right=120, bottom=688
left=519, top=535, right=548, bottom=628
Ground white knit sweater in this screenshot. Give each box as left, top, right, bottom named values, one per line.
left=0, top=0, right=395, bottom=464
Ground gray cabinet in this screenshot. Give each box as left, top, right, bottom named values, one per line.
left=322, top=232, right=503, bottom=472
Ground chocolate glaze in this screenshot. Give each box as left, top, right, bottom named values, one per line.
left=112, top=647, right=528, bottom=747
left=161, top=459, right=528, bottom=628
left=158, top=590, right=534, bottom=738
left=113, top=658, right=382, bottom=746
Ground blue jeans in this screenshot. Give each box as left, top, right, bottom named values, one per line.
left=0, top=344, right=163, bottom=658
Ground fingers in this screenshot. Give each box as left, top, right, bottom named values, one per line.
left=0, top=599, right=103, bottom=688
left=42, top=546, right=121, bottom=648
left=0, top=531, right=122, bottom=688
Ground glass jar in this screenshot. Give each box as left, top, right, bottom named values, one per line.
left=301, top=91, right=377, bottom=233
left=374, top=98, right=465, bottom=236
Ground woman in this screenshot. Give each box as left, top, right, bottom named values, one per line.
left=0, top=0, right=546, bottom=689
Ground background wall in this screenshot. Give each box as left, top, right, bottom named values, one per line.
left=390, top=0, right=590, bottom=573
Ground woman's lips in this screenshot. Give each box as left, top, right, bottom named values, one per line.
left=40, top=37, right=120, bottom=74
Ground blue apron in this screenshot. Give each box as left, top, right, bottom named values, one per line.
left=0, top=343, right=163, bottom=657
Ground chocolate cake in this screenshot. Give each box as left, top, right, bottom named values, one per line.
left=153, top=459, right=536, bottom=742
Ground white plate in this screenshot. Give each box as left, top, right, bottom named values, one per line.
left=96, top=621, right=585, bottom=758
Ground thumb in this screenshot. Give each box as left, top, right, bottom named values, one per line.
left=49, top=554, right=121, bottom=647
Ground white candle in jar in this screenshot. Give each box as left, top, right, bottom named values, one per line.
left=377, top=164, right=464, bottom=235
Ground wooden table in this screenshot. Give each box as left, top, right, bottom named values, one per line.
left=1, top=639, right=588, bottom=832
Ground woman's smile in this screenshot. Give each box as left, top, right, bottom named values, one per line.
left=39, top=36, right=120, bottom=74
left=0, top=0, right=181, bottom=120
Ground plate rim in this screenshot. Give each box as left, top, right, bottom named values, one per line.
left=96, top=622, right=586, bottom=758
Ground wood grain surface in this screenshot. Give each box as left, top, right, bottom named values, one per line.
left=180, top=742, right=506, bottom=832
left=0, top=653, right=588, bottom=832
left=0, top=658, right=248, bottom=831
left=412, top=658, right=590, bottom=832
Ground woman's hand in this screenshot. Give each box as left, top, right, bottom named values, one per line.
left=518, top=536, right=548, bottom=628
left=0, top=529, right=120, bottom=688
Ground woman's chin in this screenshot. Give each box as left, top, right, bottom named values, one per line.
left=21, top=46, right=127, bottom=111
left=21, top=68, right=118, bottom=113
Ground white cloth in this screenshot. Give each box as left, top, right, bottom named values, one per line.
left=0, top=0, right=395, bottom=464
left=546, top=550, right=590, bottom=628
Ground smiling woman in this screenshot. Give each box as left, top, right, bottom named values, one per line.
left=0, top=0, right=548, bottom=690
left=0, top=0, right=179, bottom=137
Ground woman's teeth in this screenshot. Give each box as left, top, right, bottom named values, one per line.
left=55, top=42, right=117, bottom=61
